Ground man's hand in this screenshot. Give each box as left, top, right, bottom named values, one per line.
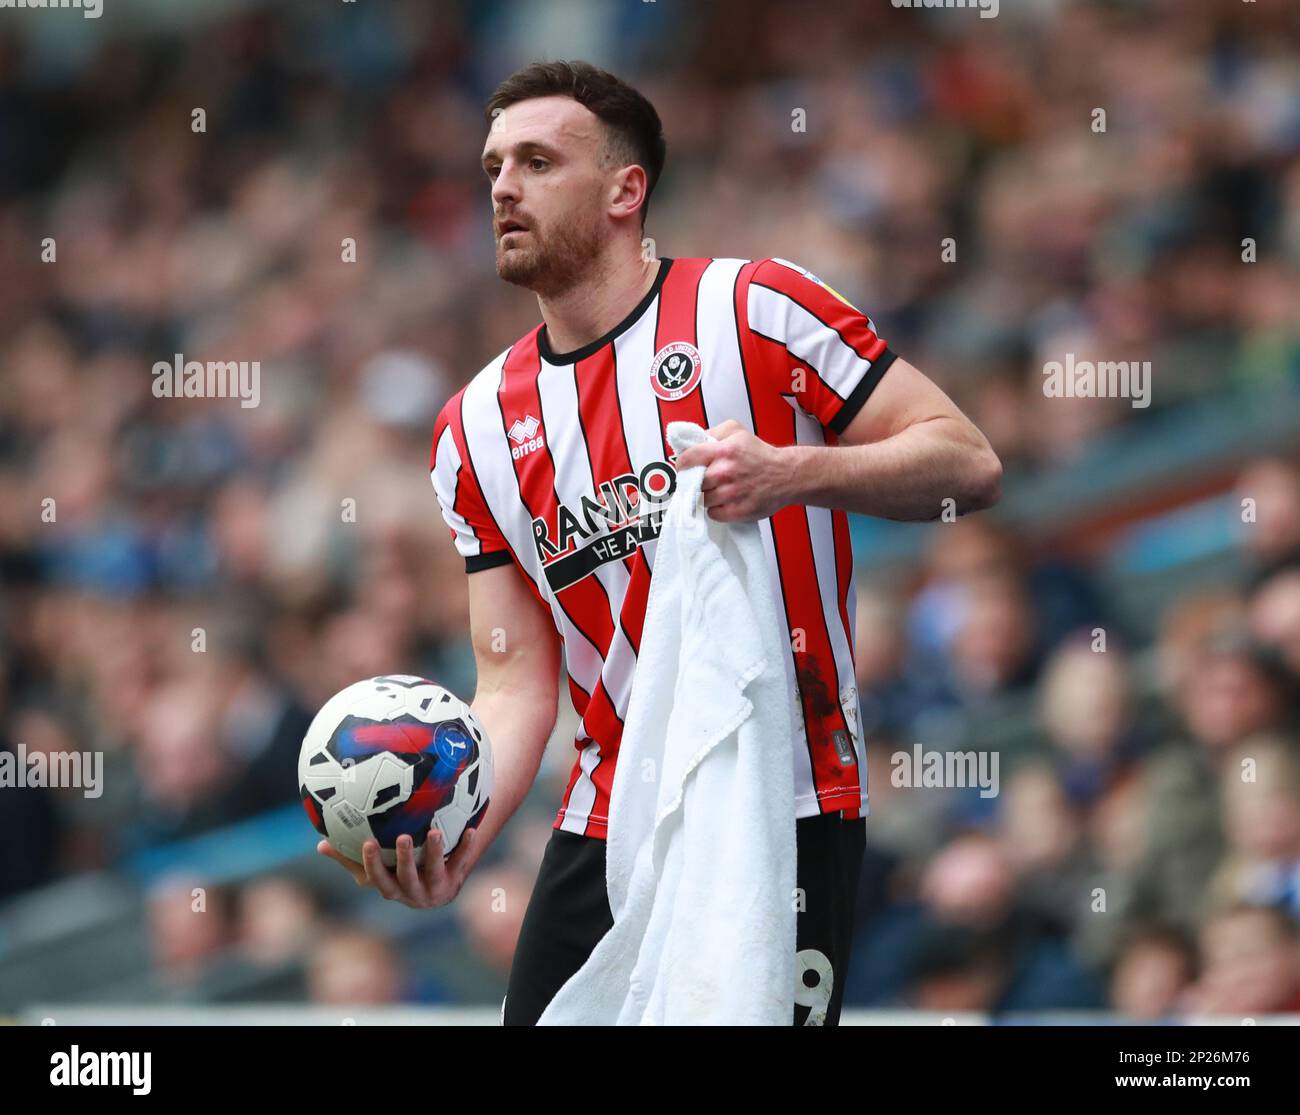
left=317, top=824, right=480, bottom=909
left=672, top=419, right=791, bottom=522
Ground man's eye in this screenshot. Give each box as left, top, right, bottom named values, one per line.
left=529, top=158, right=548, bottom=171
left=486, top=166, right=501, bottom=179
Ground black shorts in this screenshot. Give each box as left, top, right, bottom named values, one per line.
left=502, top=811, right=866, bottom=1026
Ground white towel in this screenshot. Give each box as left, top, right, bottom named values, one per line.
left=537, top=421, right=798, bottom=1026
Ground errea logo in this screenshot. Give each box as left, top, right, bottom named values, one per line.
left=508, top=414, right=544, bottom=460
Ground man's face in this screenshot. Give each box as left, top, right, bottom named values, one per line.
left=1197, top=911, right=1299, bottom=1014
left=482, top=96, right=614, bottom=295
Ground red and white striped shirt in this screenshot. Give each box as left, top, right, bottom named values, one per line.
left=430, top=257, right=896, bottom=838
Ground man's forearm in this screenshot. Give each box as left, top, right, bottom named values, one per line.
left=458, top=688, right=554, bottom=872
left=783, top=417, right=1001, bottom=521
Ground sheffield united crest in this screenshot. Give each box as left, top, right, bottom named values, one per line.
left=649, top=342, right=703, bottom=401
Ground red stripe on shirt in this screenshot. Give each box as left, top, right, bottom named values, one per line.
left=652, top=257, right=711, bottom=459
left=735, top=266, right=859, bottom=811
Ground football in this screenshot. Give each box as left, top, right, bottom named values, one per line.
left=298, top=675, right=492, bottom=867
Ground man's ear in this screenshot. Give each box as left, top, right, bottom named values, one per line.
left=612, top=164, right=649, bottom=220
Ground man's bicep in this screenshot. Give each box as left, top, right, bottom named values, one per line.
left=747, top=258, right=896, bottom=435
left=430, top=410, right=511, bottom=572
left=837, top=357, right=971, bottom=447
left=467, top=563, right=560, bottom=702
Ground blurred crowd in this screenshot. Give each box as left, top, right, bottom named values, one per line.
left=848, top=462, right=1300, bottom=1016
left=0, top=0, right=1298, bottom=1016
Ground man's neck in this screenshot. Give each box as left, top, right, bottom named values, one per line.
left=537, top=250, right=661, bottom=356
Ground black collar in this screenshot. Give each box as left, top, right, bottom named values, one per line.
left=538, top=258, right=674, bottom=365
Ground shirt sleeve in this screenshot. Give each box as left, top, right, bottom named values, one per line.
left=746, top=257, right=898, bottom=435
left=429, top=395, right=513, bottom=574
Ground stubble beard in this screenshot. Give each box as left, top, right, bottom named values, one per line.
left=495, top=209, right=605, bottom=298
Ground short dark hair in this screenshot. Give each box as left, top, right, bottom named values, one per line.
left=485, top=60, right=666, bottom=226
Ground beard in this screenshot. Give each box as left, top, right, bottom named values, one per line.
left=494, top=208, right=604, bottom=296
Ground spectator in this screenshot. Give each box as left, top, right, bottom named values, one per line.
left=306, top=927, right=404, bottom=1007
left=1037, top=637, right=1146, bottom=811
left=146, top=875, right=231, bottom=988
left=1209, top=737, right=1300, bottom=921
left=1249, top=564, right=1300, bottom=681
left=1184, top=904, right=1300, bottom=1017
left=236, top=877, right=321, bottom=968
left=1235, top=459, right=1300, bottom=589
left=1108, top=925, right=1197, bottom=1020
left=1125, top=635, right=1295, bottom=935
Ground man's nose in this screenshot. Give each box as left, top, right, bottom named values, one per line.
left=491, top=161, right=520, bottom=208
